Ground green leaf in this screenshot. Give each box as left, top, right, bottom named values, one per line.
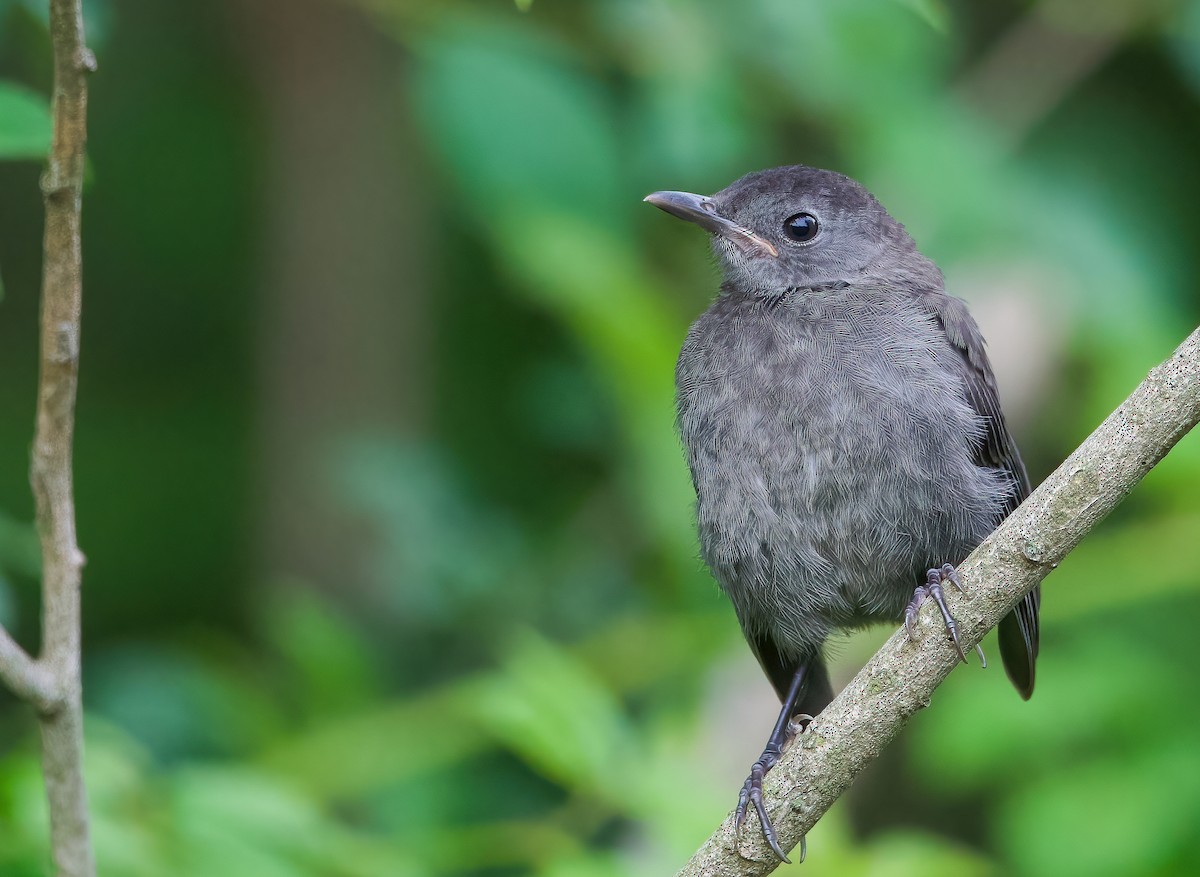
left=470, top=630, right=636, bottom=801
left=260, top=683, right=485, bottom=797
left=0, top=81, right=50, bottom=160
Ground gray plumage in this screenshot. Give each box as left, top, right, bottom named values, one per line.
left=647, top=165, right=1039, bottom=861
left=679, top=285, right=1009, bottom=664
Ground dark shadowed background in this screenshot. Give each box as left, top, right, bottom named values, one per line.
left=1, top=1, right=1199, bottom=875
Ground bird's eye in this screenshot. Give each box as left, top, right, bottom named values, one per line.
left=782, top=212, right=819, bottom=243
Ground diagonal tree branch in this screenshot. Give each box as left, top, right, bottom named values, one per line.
left=678, top=324, right=1200, bottom=876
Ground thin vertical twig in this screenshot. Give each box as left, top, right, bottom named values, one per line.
left=30, top=0, right=96, bottom=875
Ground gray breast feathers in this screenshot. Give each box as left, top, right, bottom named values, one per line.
left=675, top=290, right=1013, bottom=653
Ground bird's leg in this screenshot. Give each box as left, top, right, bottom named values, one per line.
left=905, top=563, right=986, bottom=665
left=735, top=662, right=811, bottom=864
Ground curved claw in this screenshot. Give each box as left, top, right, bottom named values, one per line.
left=734, top=784, right=750, bottom=830
left=931, top=589, right=969, bottom=663
left=904, top=588, right=926, bottom=641
left=787, top=713, right=815, bottom=739
left=733, top=760, right=761, bottom=831
left=750, top=784, right=789, bottom=863
left=906, top=565, right=987, bottom=667
left=941, top=563, right=964, bottom=592
left=734, top=759, right=792, bottom=863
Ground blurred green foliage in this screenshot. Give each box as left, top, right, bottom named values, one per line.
left=0, top=80, right=48, bottom=160
left=1, top=0, right=1199, bottom=875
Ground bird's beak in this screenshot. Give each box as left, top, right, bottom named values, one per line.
left=643, top=190, right=778, bottom=258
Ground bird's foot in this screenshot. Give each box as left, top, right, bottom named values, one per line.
left=904, top=563, right=986, bottom=666
left=734, top=735, right=808, bottom=863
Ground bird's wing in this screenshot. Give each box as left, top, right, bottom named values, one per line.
left=924, top=292, right=1040, bottom=699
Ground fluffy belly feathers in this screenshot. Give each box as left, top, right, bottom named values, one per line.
left=676, top=297, right=1010, bottom=651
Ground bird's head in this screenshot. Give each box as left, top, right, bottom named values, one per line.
left=645, top=165, right=939, bottom=294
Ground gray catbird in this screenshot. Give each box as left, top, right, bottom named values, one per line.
left=645, top=165, right=1039, bottom=862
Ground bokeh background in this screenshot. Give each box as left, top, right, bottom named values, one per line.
left=2, top=0, right=1200, bottom=875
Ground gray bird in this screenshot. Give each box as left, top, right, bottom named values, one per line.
left=645, top=166, right=1039, bottom=863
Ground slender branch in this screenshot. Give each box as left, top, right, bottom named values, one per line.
left=27, top=0, right=96, bottom=875
left=678, top=325, right=1200, bottom=876
left=0, top=626, right=58, bottom=711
